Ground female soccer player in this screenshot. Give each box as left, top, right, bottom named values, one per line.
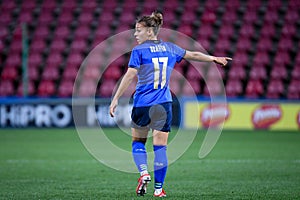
left=109, top=11, right=231, bottom=197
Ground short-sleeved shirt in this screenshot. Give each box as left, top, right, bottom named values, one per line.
left=128, top=40, right=186, bottom=107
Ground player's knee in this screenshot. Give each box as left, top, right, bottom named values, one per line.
left=132, top=137, right=147, bottom=144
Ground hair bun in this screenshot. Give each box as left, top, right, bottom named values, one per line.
left=151, top=11, right=163, bottom=27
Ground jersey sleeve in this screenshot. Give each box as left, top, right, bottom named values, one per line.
left=128, top=47, right=141, bottom=69
left=170, top=43, right=186, bottom=63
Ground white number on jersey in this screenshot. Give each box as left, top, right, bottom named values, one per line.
left=152, top=57, right=168, bottom=89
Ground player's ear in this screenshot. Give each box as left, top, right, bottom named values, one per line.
left=147, top=27, right=153, bottom=36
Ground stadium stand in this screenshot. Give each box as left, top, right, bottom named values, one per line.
left=0, top=0, right=299, bottom=99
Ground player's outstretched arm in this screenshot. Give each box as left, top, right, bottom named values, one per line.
left=184, top=50, right=232, bottom=66
left=109, top=67, right=137, bottom=117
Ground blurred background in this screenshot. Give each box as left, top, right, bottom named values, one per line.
left=0, top=0, right=299, bottom=129
left=0, top=0, right=299, bottom=98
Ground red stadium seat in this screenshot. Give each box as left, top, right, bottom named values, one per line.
left=30, top=38, right=46, bottom=53
left=0, top=28, right=8, bottom=41
left=98, top=79, right=116, bottom=97
left=177, top=24, right=193, bottom=37
left=214, top=38, right=231, bottom=54
left=103, top=65, right=122, bottom=80
left=42, top=66, right=59, bottom=81
left=17, top=81, right=36, bottom=96
left=99, top=11, right=114, bottom=24
left=225, top=0, right=240, bottom=11
left=57, top=12, right=73, bottom=26
left=66, top=53, right=83, bottom=69
left=246, top=0, right=262, bottom=10
left=222, top=11, right=237, bottom=24
left=41, top=0, right=57, bottom=12
left=205, top=0, right=219, bottom=10
left=58, top=80, right=75, bottom=97
left=206, top=65, right=225, bottom=80
left=252, top=51, right=269, bottom=66
left=249, top=66, right=267, bottom=80
left=266, top=79, right=284, bottom=99
left=45, top=53, right=63, bottom=69
left=260, top=23, right=276, bottom=38
left=245, top=79, right=264, bottom=98
left=21, top=1, right=36, bottom=11
left=291, top=67, right=300, bottom=80
left=83, top=66, right=101, bottom=80
left=228, top=66, right=246, bottom=80
left=38, top=11, right=54, bottom=24
left=273, top=51, right=290, bottom=66
left=236, top=37, right=251, bottom=53
left=18, top=12, right=33, bottom=23
left=284, top=9, right=299, bottom=23
left=1, top=66, right=18, bottom=80
left=5, top=53, right=21, bottom=68
left=287, top=79, right=300, bottom=99
left=63, top=65, right=79, bottom=81
left=231, top=52, right=249, bottom=68
left=243, top=10, right=258, bottom=24
left=169, top=80, right=182, bottom=96
left=239, top=24, right=255, bottom=38
left=9, top=39, right=22, bottom=54
left=225, top=79, right=243, bottom=97
left=81, top=1, right=98, bottom=12
left=256, top=37, right=273, bottom=52
left=54, top=26, right=70, bottom=39
left=186, top=65, right=205, bottom=81
left=203, top=79, right=224, bottom=97
left=119, top=12, right=135, bottom=25
left=28, top=66, right=39, bottom=81
left=197, top=24, right=213, bottom=40
left=181, top=12, right=196, bottom=25
left=77, top=79, right=97, bottom=97
left=171, top=66, right=184, bottom=82
left=78, top=13, right=94, bottom=25
left=281, top=24, right=296, bottom=38
left=0, top=80, right=15, bottom=96
left=74, top=26, right=91, bottom=39
left=277, top=37, right=293, bottom=52
left=70, top=39, right=87, bottom=53
left=38, top=80, right=56, bottom=97
left=0, top=12, right=12, bottom=25
left=270, top=65, right=288, bottom=80
left=182, top=79, right=201, bottom=96
left=218, top=25, right=234, bottom=40
left=266, top=0, right=282, bottom=11
left=50, top=38, right=67, bottom=53
left=34, top=25, right=49, bottom=40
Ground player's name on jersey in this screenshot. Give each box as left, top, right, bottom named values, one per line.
left=150, top=45, right=167, bottom=53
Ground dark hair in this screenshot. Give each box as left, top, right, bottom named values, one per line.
left=136, top=11, right=163, bottom=35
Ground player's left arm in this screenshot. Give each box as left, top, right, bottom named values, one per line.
left=110, top=67, right=137, bottom=117
left=184, top=50, right=232, bottom=66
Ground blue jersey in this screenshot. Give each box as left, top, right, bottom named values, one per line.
left=128, top=40, right=186, bottom=107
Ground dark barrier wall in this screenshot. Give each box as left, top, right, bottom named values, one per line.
left=0, top=97, right=181, bottom=128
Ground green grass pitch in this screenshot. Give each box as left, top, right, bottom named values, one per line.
left=0, top=128, right=299, bottom=199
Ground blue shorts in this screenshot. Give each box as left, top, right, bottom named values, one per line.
left=131, top=102, right=172, bottom=132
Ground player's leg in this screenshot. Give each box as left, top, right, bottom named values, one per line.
left=150, top=102, right=172, bottom=197
left=132, top=127, right=149, bottom=176
left=131, top=106, right=152, bottom=196
left=153, top=130, right=168, bottom=197
left=132, top=128, right=151, bottom=196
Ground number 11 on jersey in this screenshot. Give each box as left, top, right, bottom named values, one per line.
left=152, top=57, right=168, bottom=89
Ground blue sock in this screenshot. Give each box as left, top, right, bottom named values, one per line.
left=153, top=145, right=168, bottom=189
left=132, top=141, right=148, bottom=174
